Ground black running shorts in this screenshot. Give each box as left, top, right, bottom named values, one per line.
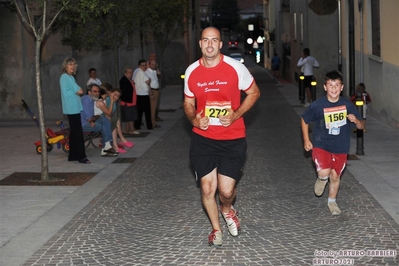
left=303, top=75, right=313, bottom=88
left=189, top=132, right=247, bottom=181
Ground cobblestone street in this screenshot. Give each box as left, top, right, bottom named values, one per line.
left=21, top=63, right=399, bottom=265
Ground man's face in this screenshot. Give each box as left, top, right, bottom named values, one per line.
left=149, top=61, right=156, bottom=70
left=199, top=28, right=222, bottom=60
left=90, top=70, right=97, bottom=78
left=139, top=62, right=147, bottom=71
left=89, top=86, right=100, bottom=101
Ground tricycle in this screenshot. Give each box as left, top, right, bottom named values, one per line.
left=21, top=99, right=70, bottom=154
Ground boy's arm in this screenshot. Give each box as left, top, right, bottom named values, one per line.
left=347, top=114, right=365, bottom=130
left=301, top=117, right=313, bottom=151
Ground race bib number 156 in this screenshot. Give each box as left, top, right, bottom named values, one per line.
left=323, top=105, right=347, bottom=130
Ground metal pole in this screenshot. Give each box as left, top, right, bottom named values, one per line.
left=311, top=78, right=317, bottom=102
left=359, top=0, right=364, bottom=82
left=355, top=96, right=365, bottom=155
left=338, top=0, right=342, bottom=72
left=299, top=74, right=305, bottom=103
left=348, top=0, right=356, bottom=97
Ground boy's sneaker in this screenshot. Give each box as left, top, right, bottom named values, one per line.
left=314, top=178, right=328, bottom=196
left=208, top=230, right=223, bottom=247
left=328, top=202, right=341, bottom=216
left=220, top=205, right=241, bottom=237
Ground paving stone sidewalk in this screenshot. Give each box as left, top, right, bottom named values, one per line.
left=21, top=75, right=399, bottom=265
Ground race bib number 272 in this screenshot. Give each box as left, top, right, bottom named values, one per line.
left=205, top=101, right=231, bottom=126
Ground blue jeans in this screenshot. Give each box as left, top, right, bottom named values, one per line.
left=82, top=117, right=112, bottom=147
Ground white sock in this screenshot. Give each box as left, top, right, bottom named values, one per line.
left=104, top=142, right=112, bottom=150
left=328, top=197, right=336, bottom=204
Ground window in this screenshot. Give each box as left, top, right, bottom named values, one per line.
left=293, top=13, right=297, bottom=40
left=300, top=13, right=303, bottom=42
left=370, top=0, right=381, bottom=57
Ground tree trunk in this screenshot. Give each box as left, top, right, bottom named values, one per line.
left=113, top=44, right=120, bottom=85
left=35, top=37, right=50, bottom=181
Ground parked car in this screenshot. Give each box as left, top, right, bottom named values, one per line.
left=229, top=53, right=244, bottom=64
left=228, top=40, right=238, bottom=49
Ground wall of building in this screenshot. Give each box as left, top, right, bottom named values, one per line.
left=341, top=0, right=399, bottom=128
left=289, top=0, right=339, bottom=86
left=0, top=6, right=186, bottom=121
left=272, top=0, right=398, bottom=128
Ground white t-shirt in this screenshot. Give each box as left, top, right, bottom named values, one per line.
left=134, top=69, right=150, bottom=95
left=297, top=56, right=319, bottom=76
left=145, top=68, right=159, bottom=89
left=87, top=78, right=102, bottom=86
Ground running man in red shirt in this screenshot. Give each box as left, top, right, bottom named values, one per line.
left=183, top=27, right=260, bottom=246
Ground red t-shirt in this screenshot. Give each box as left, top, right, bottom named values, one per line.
left=184, top=55, right=254, bottom=140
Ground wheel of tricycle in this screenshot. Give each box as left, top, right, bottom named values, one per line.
left=62, top=141, right=70, bottom=153
left=47, top=144, right=53, bottom=152
left=36, top=144, right=53, bottom=154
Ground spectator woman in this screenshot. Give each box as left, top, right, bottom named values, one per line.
left=60, top=58, right=90, bottom=164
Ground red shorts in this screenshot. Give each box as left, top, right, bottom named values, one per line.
left=312, top=148, right=347, bottom=177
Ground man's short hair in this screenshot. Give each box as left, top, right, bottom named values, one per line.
left=138, top=59, right=146, bottom=66
left=87, top=83, right=100, bottom=93
left=303, top=48, right=310, bottom=55
left=88, top=68, right=96, bottom=73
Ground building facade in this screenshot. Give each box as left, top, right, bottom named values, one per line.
left=265, top=0, right=399, bottom=128
left=0, top=3, right=186, bottom=120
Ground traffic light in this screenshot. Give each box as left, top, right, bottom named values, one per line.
left=256, top=50, right=260, bottom=63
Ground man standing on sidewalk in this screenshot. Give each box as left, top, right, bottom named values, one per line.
left=183, top=27, right=260, bottom=247
left=145, top=59, right=161, bottom=128
left=297, top=48, right=319, bottom=107
left=134, top=59, right=153, bottom=130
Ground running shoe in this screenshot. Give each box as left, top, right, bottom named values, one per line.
left=328, top=202, right=341, bottom=216
left=314, top=178, right=328, bottom=196
left=220, top=205, right=241, bottom=237
left=208, top=230, right=223, bottom=246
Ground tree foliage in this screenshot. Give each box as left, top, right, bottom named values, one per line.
left=138, top=0, right=188, bottom=67
left=211, top=0, right=240, bottom=30
left=56, top=0, right=130, bottom=51
left=56, top=0, right=188, bottom=81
